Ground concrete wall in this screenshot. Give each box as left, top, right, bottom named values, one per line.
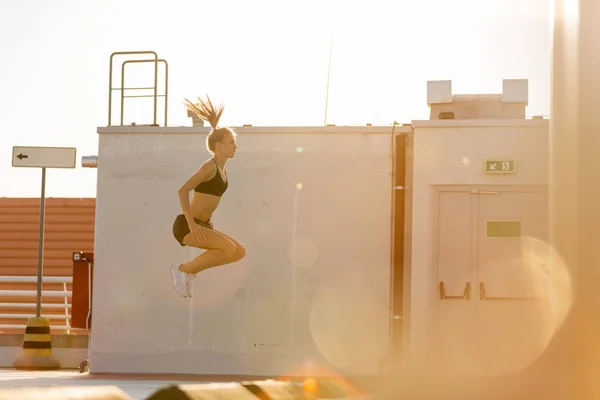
left=406, top=119, right=550, bottom=367
left=90, top=126, right=405, bottom=376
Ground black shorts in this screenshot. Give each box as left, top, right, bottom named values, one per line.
left=172, top=214, right=214, bottom=246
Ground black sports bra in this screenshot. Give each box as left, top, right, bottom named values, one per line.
left=194, top=159, right=228, bottom=197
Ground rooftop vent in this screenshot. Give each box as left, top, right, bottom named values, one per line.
left=187, top=108, right=205, bottom=127
left=426, top=79, right=528, bottom=120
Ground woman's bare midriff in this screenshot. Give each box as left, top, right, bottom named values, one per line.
left=189, top=192, right=221, bottom=222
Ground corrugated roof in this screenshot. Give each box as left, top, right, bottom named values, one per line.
left=0, top=198, right=95, bottom=334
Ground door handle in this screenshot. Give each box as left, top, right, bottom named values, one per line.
left=469, top=189, right=500, bottom=194
left=479, top=282, right=540, bottom=301
left=439, top=282, right=471, bottom=300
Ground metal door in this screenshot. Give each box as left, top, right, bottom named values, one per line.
left=475, top=189, right=549, bottom=375
left=434, top=186, right=549, bottom=375
left=434, top=190, right=478, bottom=372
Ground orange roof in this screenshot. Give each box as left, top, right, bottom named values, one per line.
left=0, top=198, right=95, bottom=333
left=0, top=198, right=95, bottom=277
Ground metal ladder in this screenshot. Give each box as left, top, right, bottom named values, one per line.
left=108, top=51, right=169, bottom=127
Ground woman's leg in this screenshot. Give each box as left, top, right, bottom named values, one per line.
left=170, top=217, right=246, bottom=297
left=170, top=229, right=237, bottom=298
left=216, top=231, right=246, bottom=263
left=180, top=229, right=242, bottom=274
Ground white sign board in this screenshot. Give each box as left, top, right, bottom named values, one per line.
left=12, top=146, right=77, bottom=169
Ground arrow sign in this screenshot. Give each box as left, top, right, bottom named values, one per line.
left=485, top=159, right=516, bottom=174
left=12, top=146, right=76, bottom=169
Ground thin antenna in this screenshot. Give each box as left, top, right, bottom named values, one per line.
left=324, top=35, right=333, bottom=126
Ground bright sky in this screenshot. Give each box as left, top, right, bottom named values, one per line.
left=0, top=0, right=551, bottom=198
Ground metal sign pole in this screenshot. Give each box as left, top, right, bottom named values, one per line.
left=35, top=167, right=46, bottom=317
left=10, top=146, right=77, bottom=319
left=11, top=145, right=76, bottom=370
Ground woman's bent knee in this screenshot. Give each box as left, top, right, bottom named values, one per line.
left=214, top=231, right=245, bottom=262
left=234, top=244, right=246, bottom=261
left=221, top=242, right=237, bottom=259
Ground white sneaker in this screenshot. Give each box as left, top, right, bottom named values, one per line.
left=170, top=263, right=188, bottom=298
left=185, top=273, right=196, bottom=298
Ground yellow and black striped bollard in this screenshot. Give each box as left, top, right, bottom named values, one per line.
left=13, top=316, right=60, bottom=370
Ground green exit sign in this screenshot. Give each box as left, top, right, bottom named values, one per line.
left=485, top=159, right=516, bottom=174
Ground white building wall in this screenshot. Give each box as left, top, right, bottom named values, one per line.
left=90, top=126, right=405, bottom=376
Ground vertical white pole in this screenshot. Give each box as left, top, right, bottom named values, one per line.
left=324, top=35, right=333, bottom=126
left=36, top=167, right=47, bottom=317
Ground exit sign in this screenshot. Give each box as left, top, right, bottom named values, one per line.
left=485, top=159, right=516, bottom=174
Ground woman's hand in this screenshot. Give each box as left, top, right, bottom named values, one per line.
left=188, top=221, right=207, bottom=244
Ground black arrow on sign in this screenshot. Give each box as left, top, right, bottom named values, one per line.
left=17, top=153, right=28, bottom=160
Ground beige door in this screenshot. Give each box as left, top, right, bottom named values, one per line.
left=434, top=186, right=550, bottom=375
left=475, top=188, right=549, bottom=376
left=434, top=190, right=478, bottom=373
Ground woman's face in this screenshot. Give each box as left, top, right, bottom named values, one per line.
left=218, top=130, right=238, bottom=159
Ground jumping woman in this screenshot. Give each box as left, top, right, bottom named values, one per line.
left=170, top=95, right=246, bottom=298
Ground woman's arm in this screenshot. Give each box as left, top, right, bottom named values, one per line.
left=177, top=161, right=215, bottom=223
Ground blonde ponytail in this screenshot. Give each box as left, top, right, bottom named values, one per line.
left=183, top=94, right=224, bottom=130
left=183, top=95, right=234, bottom=154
